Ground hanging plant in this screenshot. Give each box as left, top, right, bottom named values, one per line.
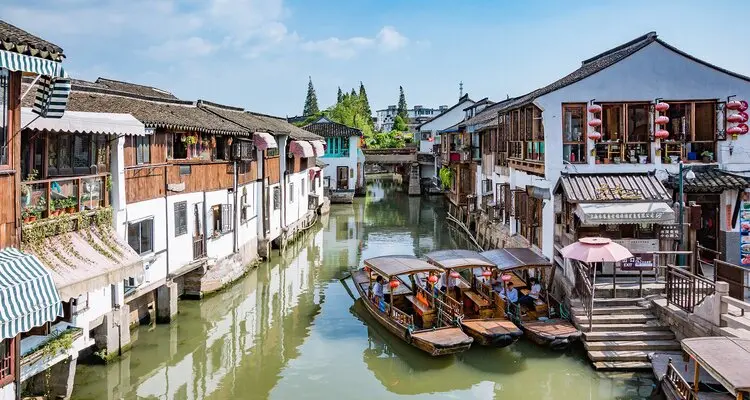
left=439, top=167, right=453, bottom=190
left=184, top=135, right=197, bottom=146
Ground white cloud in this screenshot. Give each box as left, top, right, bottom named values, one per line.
left=146, top=37, right=216, bottom=60
left=302, top=26, right=409, bottom=59
left=376, top=26, right=408, bottom=52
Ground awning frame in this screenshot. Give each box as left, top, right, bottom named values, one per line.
left=1, top=49, right=70, bottom=119
left=574, top=202, right=676, bottom=225
left=253, top=131, right=278, bottom=151
left=289, top=140, right=315, bottom=158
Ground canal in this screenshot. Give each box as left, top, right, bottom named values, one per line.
left=71, top=180, right=655, bottom=399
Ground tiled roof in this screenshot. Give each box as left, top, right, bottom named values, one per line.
left=664, top=167, right=750, bottom=193
left=556, top=173, right=671, bottom=203
left=0, top=20, right=64, bottom=61
left=303, top=117, right=362, bottom=137
left=415, top=94, right=473, bottom=130
left=94, top=78, right=179, bottom=100
left=199, top=100, right=321, bottom=141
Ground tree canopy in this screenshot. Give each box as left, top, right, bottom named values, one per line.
left=358, top=82, right=373, bottom=127
left=303, top=77, right=320, bottom=116
left=397, top=86, right=408, bottom=121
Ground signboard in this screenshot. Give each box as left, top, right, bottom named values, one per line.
left=740, top=191, right=750, bottom=266
left=614, top=239, right=659, bottom=270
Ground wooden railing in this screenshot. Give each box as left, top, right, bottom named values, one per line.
left=21, top=173, right=109, bottom=223
left=713, top=259, right=750, bottom=302
left=664, top=360, right=698, bottom=400
left=472, top=276, right=493, bottom=301
left=418, top=284, right=462, bottom=327
left=571, top=259, right=595, bottom=331
left=389, top=305, right=414, bottom=328
left=193, top=234, right=206, bottom=260
left=665, top=264, right=715, bottom=313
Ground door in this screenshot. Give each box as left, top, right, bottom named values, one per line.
left=337, top=166, right=349, bottom=190
left=193, top=202, right=205, bottom=259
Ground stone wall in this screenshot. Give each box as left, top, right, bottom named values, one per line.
left=473, top=213, right=530, bottom=250
left=651, top=297, right=722, bottom=340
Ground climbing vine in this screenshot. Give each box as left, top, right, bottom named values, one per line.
left=439, top=167, right=453, bottom=190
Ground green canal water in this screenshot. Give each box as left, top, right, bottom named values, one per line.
left=72, top=180, right=656, bottom=399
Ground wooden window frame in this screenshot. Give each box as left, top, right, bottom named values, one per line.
left=562, top=103, right=587, bottom=164
left=127, top=217, right=154, bottom=255
left=273, top=186, right=281, bottom=210
left=135, top=135, right=151, bottom=165
left=624, top=103, right=652, bottom=164
left=174, top=201, right=187, bottom=237
left=0, top=337, right=14, bottom=387
left=658, top=100, right=717, bottom=163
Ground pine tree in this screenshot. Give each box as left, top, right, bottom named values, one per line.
left=350, top=88, right=357, bottom=98
left=397, top=86, right=408, bottom=122
left=303, top=76, right=320, bottom=116
left=359, top=81, right=372, bottom=125
left=337, top=87, right=343, bottom=104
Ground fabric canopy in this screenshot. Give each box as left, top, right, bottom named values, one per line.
left=1, top=49, right=70, bottom=119
left=253, top=131, right=277, bottom=150
left=310, top=140, right=326, bottom=157
left=0, top=247, right=63, bottom=340
left=574, top=202, right=675, bottom=225
left=364, top=255, right=442, bottom=277
left=289, top=140, right=315, bottom=158
left=21, top=107, right=147, bottom=136
left=28, top=230, right=144, bottom=300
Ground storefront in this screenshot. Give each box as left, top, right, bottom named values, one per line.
left=555, top=173, right=676, bottom=275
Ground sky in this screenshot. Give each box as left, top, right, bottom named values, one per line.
left=7, top=0, right=750, bottom=117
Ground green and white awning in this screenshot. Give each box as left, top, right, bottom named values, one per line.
left=0, top=247, right=63, bottom=340
left=0, top=49, right=70, bottom=119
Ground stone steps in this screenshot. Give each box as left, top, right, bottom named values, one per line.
left=588, top=350, right=653, bottom=362
left=588, top=321, right=668, bottom=332
left=571, top=297, right=646, bottom=308
left=583, top=330, right=675, bottom=342
left=573, top=313, right=655, bottom=326
left=584, top=340, right=681, bottom=352
left=721, top=313, right=750, bottom=331
left=571, top=305, right=649, bottom=315
left=592, top=361, right=653, bottom=371
left=719, top=326, right=750, bottom=338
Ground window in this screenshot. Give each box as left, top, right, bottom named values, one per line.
left=128, top=218, right=154, bottom=255
left=211, top=204, right=233, bottom=236
left=135, top=135, right=150, bottom=165
left=266, top=148, right=279, bottom=157
left=215, top=136, right=229, bottom=161
left=0, top=338, right=14, bottom=386
left=289, top=182, right=294, bottom=203
left=325, top=137, right=350, bottom=157
left=46, top=133, right=109, bottom=176
left=595, top=104, right=624, bottom=164
left=240, top=188, right=249, bottom=223
left=0, top=70, right=8, bottom=165
left=301, top=180, right=305, bottom=196
left=273, top=187, right=281, bottom=210
left=235, top=139, right=254, bottom=161
left=562, top=104, right=586, bottom=163
left=174, top=201, right=187, bottom=236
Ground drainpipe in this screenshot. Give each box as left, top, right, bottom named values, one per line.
left=233, top=159, right=239, bottom=253
left=164, top=164, right=170, bottom=277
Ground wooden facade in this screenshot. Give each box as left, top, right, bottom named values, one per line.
left=0, top=71, right=21, bottom=249
left=265, top=155, right=280, bottom=185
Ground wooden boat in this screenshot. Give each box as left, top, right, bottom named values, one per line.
left=351, top=255, right=473, bottom=356
left=424, top=249, right=522, bottom=348
left=656, top=337, right=750, bottom=400
left=480, top=248, right=581, bottom=350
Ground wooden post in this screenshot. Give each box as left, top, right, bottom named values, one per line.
left=693, top=358, right=700, bottom=393
left=46, top=181, right=51, bottom=217
left=77, top=177, right=82, bottom=212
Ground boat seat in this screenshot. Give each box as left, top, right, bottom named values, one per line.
left=405, top=295, right=433, bottom=315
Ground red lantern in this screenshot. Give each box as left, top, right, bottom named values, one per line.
left=481, top=269, right=492, bottom=278
left=428, top=275, right=438, bottom=284
left=588, top=131, right=602, bottom=141
left=728, top=126, right=743, bottom=136
left=449, top=270, right=460, bottom=279
left=655, top=102, right=670, bottom=112
left=364, top=266, right=371, bottom=273
left=655, top=129, right=670, bottom=139
left=728, top=100, right=743, bottom=110
left=501, top=274, right=512, bottom=282
left=587, top=104, right=602, bottom=114
left=740, top=123, right=749, bottom=134
left=588, top=119, right=602, bottom=127
left=741, top=112, right=749, bottom=122
left=655, top=116, right=670, bottom=125
left=728, top=113, right=745, bottom=123
left=740, top=100, right=749, bottom=112
left=389, top=279, right=400, bottom=289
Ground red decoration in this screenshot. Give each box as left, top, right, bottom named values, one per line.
left=740, top=101, right=749, bottom=112
left=501, top=274, right=512, bottom=282
left=728, top=100, right=743, bottom=110
left=588, top=131, right=602, bottom=141
left=588, top=119, right=602, bottom=127
left=428, top=275, right=438, bottom=284
left=587, top=104, right=602, bottom=114
left=655, top=102, right=670, bottom=112
left=389, top=279, right=400, bottom=289
left=428, top=137, right=434, bottom=142
left=728, top=113, right=746, bottom=123
left=364, top=266, right=371, bottom=273
left=449, top=270, right=460, bottom=279
left=481, top=269, right=492, bottom=278
left=740, top=124, right=749, bottom=134
left=655, top=129, right=670, bottom=139
left=655, top=116, right=670, bottom=125
left=728, top=126, right=743, bottom=135
left=741, top=112, right=749, bottom=122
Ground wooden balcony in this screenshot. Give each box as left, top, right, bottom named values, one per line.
left=447, top=191, right=468, bottom=206
left=508, top=159, right=545, bottom=176
left=21, top=173, right=109, bottom=223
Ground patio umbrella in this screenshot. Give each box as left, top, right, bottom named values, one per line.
left=560, top=237, right=633, bottom=263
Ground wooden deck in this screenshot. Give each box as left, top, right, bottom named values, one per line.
left=412, top=327, right=471, bottom=347
left=523, top=320, right=579, bottom=337
left=462, top=319, right=519, bottom=335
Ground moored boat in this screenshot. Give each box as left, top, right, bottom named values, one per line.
left=351, top=255, right=473, bottom=356
left=481, top=248, right=581, bottom=350
left=424, top=249, right=522, bottom=348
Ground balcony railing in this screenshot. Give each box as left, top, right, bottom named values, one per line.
left=21, top=173, right=109, bottom=223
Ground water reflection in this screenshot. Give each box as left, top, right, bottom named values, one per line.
left=72, top=179, right=655, bottom=400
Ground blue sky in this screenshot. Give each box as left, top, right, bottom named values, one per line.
left=7, top=1, right=750, bottom=117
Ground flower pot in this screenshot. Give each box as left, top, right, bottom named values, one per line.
left=28, top=216, right=37, bottom=222
left=669, top=155, right=679, bottom=164
left=66, top=206, right=76, bottom=214
left=603, top=158, right=610, bottom=164
left=702, top=156, right=712, bottom=163
left=638, top=155, right=648, bottom=164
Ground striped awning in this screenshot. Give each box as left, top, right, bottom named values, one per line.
left=310, top=140, right=325, bottom=157
left=0, top=248, right=63, bottom=340
left=289, top=140, right=314, bottom=158
left=21, top=107, right=147, bottom=136
left=0, top=49, right=70, bottom=119
left=254, top=131, right=277, bottom=150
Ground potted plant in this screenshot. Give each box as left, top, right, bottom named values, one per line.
left=638, top=155, right=648, bottom=164
left=63, top=197, right=77, bottom=214
left=22, top=207, right=36, bottom=223
left=701, top=151, right=714, bottom=163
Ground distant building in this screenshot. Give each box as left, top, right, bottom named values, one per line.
left=416, top=94, right=476, bottom=179
left=375, top=104, right=449, bottom=132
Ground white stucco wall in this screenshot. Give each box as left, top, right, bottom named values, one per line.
left=418, top=99, right=475, bottom=154
left=284, top=169, right=310, bottom=228
left=0, top=383, right=14, bottom=400
left=126, top=198, right=168, bottom=282
left=267, top=182, right=282, bottom=242
left=322, top=136, right=359, bottom=190
left=204, top=189, right=234, bottom=260
left=164, top=191, right=205, bottom=271
left=237, top=181, right=259, bottom=252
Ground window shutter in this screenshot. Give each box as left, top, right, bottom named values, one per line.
left=716, top=101, right=727, bottom=140
left=136, top=137, right=143, bottom=165
left=174, top=201, right=187, bottom=236
left=221, top=204, right=233, bottom=232
left=648, top=103, right=655, bottom=141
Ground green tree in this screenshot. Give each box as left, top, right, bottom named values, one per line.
left=393, top=115, right=408, bottom=132
left=337, top=87, right=343, bottom=104
left=303, top=76, right=320, bottom=116
left=358, top=82, right=373, bottom=126
left=397, top=86, right=408, bottom=121
left=350, top=88, right=357, bottom=98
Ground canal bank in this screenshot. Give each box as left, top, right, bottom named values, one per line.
left=70, top=180, right=655, bottom=399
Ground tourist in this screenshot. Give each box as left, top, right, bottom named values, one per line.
left=519, top=278, right=541, bottom=309
left=372, top=276, right=384, bottom=303
left=500, top=282, right=519, bottom=304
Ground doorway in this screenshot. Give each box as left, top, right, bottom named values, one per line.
left=688, top=194, right=719, bottom=260
left=337, top=166, right=349, bottom=190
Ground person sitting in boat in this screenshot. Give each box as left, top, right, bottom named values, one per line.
left=499, top=282, right=519, bottom=304
left=519, top=278, right=541, bottom=310
left=372, top=276, right=385, bottom=303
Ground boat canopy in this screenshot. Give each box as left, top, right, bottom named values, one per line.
left=480, top=248, right=550, bottom=272
left=364, top=255, right=442, bottom=277
left=424, top=249, right=495, bottom=270
left=682, top=337, right=750, bottom=393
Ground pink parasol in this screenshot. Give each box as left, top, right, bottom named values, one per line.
left=560, top=237, right=633, bottom=263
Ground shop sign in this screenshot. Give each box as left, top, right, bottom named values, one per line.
left=740, top=191, right=750, bottom=266
left=588, top=212, right=665, bottom=221
left=614, top=239, right=659, bottom=270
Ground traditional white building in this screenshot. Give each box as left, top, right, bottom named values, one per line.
left=375, top=104, right=449, bottom=132
left=416, top=94, right=476, bottom=179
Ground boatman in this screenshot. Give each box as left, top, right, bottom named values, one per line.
left=372, top=276, right=384, bottom=304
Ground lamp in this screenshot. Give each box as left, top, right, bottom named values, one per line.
left=678, top=162, right=696, bottom=264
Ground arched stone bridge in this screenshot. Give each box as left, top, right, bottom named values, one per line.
left=363, top=147, right=434, bottom=195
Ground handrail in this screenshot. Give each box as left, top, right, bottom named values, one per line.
left=21, top=172, right=110, bottom=185
left=664, top=360, right=698, bottom=400
left=472, top=275, right=493, bottom=301
left=665, top=264, right=716, bottom=313
left=571, top=259, right=595, bottom=331
left=388, top=304, right=414, bottom=328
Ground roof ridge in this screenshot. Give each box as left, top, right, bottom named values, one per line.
left=582, top=31, right=657, bottom=65
left=245, top=110, right=285, bottom=121
left=72, top=84, right=195, bottom=106
left=304, top=117, right=360, bottom=130
left=95, top=77, right=174, bottom=94
left=196, top=99, right=245, bottom=113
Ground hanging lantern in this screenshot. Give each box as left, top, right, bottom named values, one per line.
left=501, top=274, right=513, bottom=282
left=728, top=113, right=746, bottom=123
left=587, top=104, right=602, bottom=114
left=741, top=112, right=749, bottom=122
left=389, top=279, right=400, bottom=289
left=588, top=119, right=602, bottom=127
left=364, top=266, right=371, bottom=273
left=588, top=131, right=602, bottom=141
left=655, top=129, right=670, bottom=139
left=449, top=270, right=461, bottom=279
left=740, top=100, right=749, bottom=112
left=727, top=100, right=743, bottom=110
left=481, top=269, right=492, bottom=278
left=428, top=275, right=438, bottom=284
left=740, top=123, right=749, bottom=134
left=728, top=126, right=743, bottom=136
left=655, top=116, right=670, bottom=125
left=655, top=102, right=670, bottom=112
